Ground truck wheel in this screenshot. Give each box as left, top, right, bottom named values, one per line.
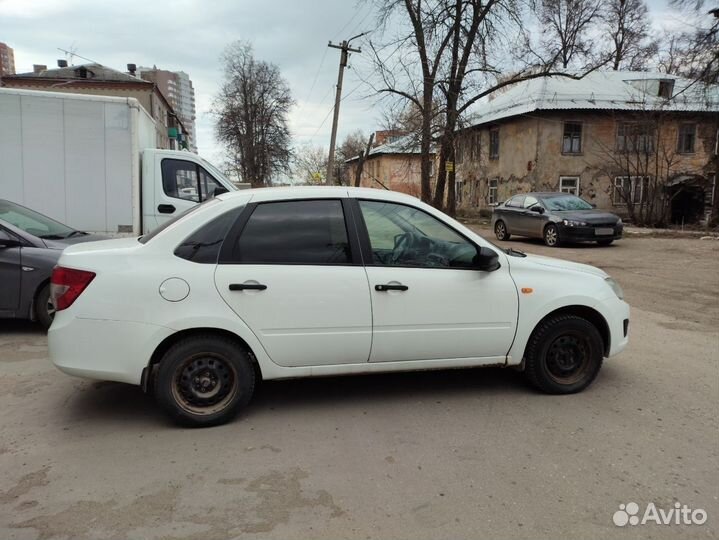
left=524, top=314, right=603, bottom=394
left=35, top=284, right=54, bottom=330
left=154, top=335, right=255, bottom=427
left=494, top=220, right=510, bottom=241
left=543, top=224, right=561, bottom=247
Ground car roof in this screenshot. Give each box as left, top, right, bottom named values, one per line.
left=217, top=186, right=423, bottom=205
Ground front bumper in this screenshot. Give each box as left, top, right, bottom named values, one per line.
left=597, top=296, right=630, bottom=357
left=558, top=223, right=623, bottom=242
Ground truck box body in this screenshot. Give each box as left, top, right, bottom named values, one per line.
left=0, top=88, right=236, bottom=235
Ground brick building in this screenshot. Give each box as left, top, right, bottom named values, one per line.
left=0, top=42, right=15, bottom=78
left=453, top=71, right=718, bottom=225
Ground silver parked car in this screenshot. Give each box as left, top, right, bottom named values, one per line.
left=0, top=199, right=103, bottom=328
left=491, top=192, right=624, bottom=247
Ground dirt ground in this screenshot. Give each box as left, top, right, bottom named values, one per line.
left=0, top=234, right=717, bottom=540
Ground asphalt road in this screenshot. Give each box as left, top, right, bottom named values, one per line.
left=1, top=233, right=717, bottom=540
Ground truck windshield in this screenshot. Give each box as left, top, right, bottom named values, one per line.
left=0, top=199, right=76, bottom=239
left=138, top=198, right=220, bottom=244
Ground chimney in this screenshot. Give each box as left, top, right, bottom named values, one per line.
left=127, top=63, right=136, bottom=76
left=57, top=59, right=68, bottom=68
left=33, top=64, right=47, bottom=74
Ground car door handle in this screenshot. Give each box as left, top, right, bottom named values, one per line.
left=229, top=283, right=267, bottom=291
left=375, top=284, right=408, bottom=292
left=158, top=204, right=176, bottom=214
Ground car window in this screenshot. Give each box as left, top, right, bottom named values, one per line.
left=174, top=207, right=243, bottom=263
left=231, top=200, right=351, bottom=264
left=359, top=200, right=477, bottom=268
left=542, top=195, right=593, bottom=211
left=162, top=159, right=200, bottom=202
left=523, top=196, right=540, bottom=209
left=506, top=196, right=525, bottom=208
left=0, top=199, right=74, bottom=239
left=199, top=168, right=225, bottom=200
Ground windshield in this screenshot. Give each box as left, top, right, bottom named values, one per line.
left=542, top=195, right=593, bottom=211
left=0, top=199, right=75, bottom=239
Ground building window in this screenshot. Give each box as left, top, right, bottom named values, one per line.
left=469, top=131, right=480, bottom=161
left=617, top=123, right=655, bottom=153
left=658, top=80, right=674, bottom=99
left=559, top=176, right=580, bottom=195
left=677, top=124, right=696, bottom=154
left=562, top=122, right=582, bottom=154
left=488, top=178, right=499, bottom=205
left=489, top=128, right=499, bottom=160
left=455, top=180, right=464, bottom=204
left=613, top=176, right=650, bottom=205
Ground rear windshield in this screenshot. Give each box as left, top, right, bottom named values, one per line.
left=138, top=199, right=220, bottom=244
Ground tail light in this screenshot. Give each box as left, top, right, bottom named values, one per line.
left=50, top=267, right=96, bottom=311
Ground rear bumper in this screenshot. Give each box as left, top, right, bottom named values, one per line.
left=48, top=314, right=173, bottom=385
left=558, top=224, right=623, bottom=242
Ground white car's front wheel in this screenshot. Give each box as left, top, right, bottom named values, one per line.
left=524, top=315, right=603, bottom=394
left=154, top=335, right=255, bottom=427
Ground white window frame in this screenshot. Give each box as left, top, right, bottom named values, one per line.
left=488, top=178, right=499, bottom=206
left=613, top=176, right=650, bottom=205
left=559, top=176, right=580, bottom=195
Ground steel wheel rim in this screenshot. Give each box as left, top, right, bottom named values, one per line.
left=545, top=227, right=557, bottom=246
left=545, top=333, right=591, bottom=385
left=171, top=353, right=238, bottom=415
left=495, top=222, right=506, bottom=239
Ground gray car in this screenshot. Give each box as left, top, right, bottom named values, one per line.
left=0, top=199, right=104, bottom=328
left=491, top=192, right=623, bottom=247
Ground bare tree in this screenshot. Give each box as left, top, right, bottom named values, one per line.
left=336, top=130, right=370, bottom=184
left=292, top=144, right=328, bottom=185
left=602, top=0, right=658, bottom=71
left=540, top=0, right=602, bottom=69
left=214, top=41, right=293, bottom=187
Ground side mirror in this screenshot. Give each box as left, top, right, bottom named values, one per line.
left=212, top=185, right=229, bottom=197
left=0, top=231, right=21, bottom=249
left=530, top=205, right=545, bottom=214
left=474, top=246, right=500, bottom=272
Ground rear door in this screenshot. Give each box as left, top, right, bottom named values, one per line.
left=214, top=198, right=373, bottom=367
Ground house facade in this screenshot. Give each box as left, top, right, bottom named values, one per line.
left=1, top=63, right=187, bottom=150
left=454, top=72, right=718, bottom=225
left=345, top=134, right=433, bottom=197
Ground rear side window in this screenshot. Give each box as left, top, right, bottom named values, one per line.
left=230, top=200, right=351, bottom=264
left=174, top=207, right=243, bottom=263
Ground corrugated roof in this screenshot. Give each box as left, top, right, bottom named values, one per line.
left=345, top=134, right=433, bottom=163
left=465, top=71, right=719, bottom=127
left=9, top=63, right=148, bottom=83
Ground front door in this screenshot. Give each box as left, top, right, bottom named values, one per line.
left=0, top=228, right=21, bottom=313
left=356, top=199, right=518, bottom=363
left=517, top=195, right=547, bottom=238
left=215, top=199, right=372, bottom=367
left=148, top=157, right=228, bottom=233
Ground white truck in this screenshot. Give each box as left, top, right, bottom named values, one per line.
left=0, top=88, right=237, bottom=235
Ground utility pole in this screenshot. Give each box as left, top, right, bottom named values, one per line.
left=325, top=33, right=365, bottom=185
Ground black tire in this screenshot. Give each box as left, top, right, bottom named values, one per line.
left=543, top=224, right=561, bottom=247
left=494, top=220, right=510, bottom=241
left=154, top=335, right=255, bottom=427
left=35, top=283, right=54, bottom=330
left=597, top=239, right=614, bottom=246
left=524, top=315, right=604, bottom=394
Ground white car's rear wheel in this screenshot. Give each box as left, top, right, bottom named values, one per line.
left=155, top=335, right=255, bottom=427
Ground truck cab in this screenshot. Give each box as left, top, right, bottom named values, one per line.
left=140, top=149, right=236, bottom=234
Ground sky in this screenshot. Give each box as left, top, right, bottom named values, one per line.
left=0, top=0, right=687, bottom=167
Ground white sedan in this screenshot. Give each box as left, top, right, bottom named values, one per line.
left=48, top=187, right=629, bottom=426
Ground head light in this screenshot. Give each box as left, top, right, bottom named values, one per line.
left=605, top=277, right=624, bottom=299
left=562, top=219, right=588, bottom=227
